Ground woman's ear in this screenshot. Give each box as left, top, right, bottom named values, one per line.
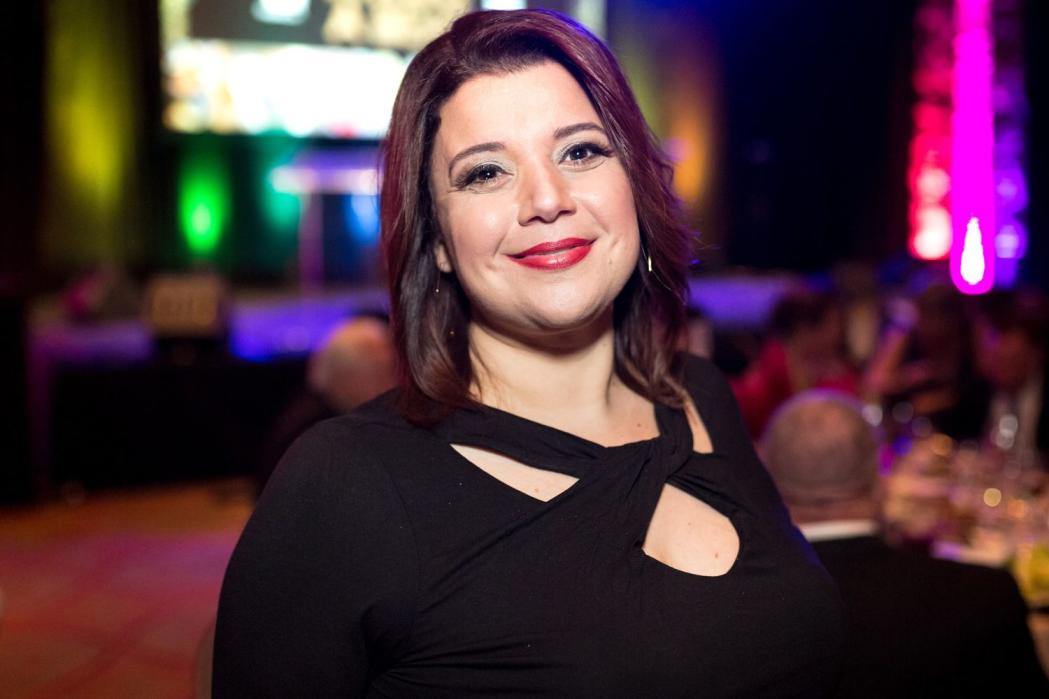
left=434, top=239, right=454, bottom=274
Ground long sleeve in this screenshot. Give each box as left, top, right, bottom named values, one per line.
left=213, top=419, right=419, bottom=697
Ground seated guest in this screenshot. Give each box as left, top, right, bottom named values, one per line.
left=305, top=314, right=396, bottom=414
left=763, top=391, right=1048, bottom=698
left=974, top=290, right=1048, bottom=461
left=256, top=315, right=396, bottom=492
left=731, top=288, right=858, bottom=438
left=863, top=281, right=985, bottom=441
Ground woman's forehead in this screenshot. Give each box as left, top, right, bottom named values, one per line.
left=432, top=62, right=602, bottom=158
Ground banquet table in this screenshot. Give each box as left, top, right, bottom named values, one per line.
left=883, top=435, right=1049, bottom=670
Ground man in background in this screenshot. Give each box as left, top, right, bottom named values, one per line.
left=763, top=390, right=1048, bottom=697
left=974, top=290, right=1048, bottom=461
left=256, top=314, right=396, bottom=492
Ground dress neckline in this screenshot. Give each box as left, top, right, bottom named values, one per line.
left=431, top=391, right=719, bottom=479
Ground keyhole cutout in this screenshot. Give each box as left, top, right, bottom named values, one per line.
left=640, top=395, right=738, bottom=577
left=642, top=483, right=740, bottom=576
left=451, top=444, right=579, bottom=502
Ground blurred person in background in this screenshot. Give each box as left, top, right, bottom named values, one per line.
left=731, top=287, right=858, bottom=438
left=763, top=390, right=1048, bottom=698
left=255, top=314, right=396, bottom=492
left=863, top=281, right=985, bottom=441
left=307, top=314, right=397, bottom=413
left=973, top=290, right=1049, bottom=462
left=831, top=262, right=884, bottom=368
left=61, top=265, right=140, bottom=322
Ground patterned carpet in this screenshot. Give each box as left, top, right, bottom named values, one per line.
left=0, top=481, right=254, bottom=699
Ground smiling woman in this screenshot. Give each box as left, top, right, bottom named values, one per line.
left=214, top=10, right=845, bottom=698
left=380, top=10, right=694, bottom=430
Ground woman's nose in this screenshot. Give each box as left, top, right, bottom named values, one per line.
left=517, top=162, right=576, bottom=225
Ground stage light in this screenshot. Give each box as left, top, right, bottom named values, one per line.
left=916, top=166, right=950, bottom=202
left=906, top=3, right=953, bottom=267
left=995, top=224, right=1023, bottom=259
left=261, top=179, right=301, bottom=233
left=908, top=0, right=1028, bottom=290
left=912, top=205, right=952, bottom=260
left=949, top=0, right=995, bottom=295
left=45, top=0, right=136, bottom=264
left=480, top=0, right=527, bottom=10
left=252, top=0, right=310, bottom=25
left=994, top=222, right=1026, bottom=288
left=179, top=145, right=230, bottom=258
left=958, top=217, right=987, bottom=286
left=258, top=143, right=303, bottom=238
left=345, top=194, right=381, bottom=245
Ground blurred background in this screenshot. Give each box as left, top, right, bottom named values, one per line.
left=1, top=0, right=1047, bottom=696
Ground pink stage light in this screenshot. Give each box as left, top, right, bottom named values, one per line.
left=949, top=0, right=995, bottom=294
left=913, top=203, right=952, bottom=259
left=906, top=3, right=953, bottom=262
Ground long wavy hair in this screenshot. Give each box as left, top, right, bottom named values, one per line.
left=380, top=9, right=693, bottom=424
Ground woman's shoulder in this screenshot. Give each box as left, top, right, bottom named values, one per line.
left=218, top=396, right=421, bottom=695
left=262, top=390, right=431, bottom=501
left=677, top=353, right=734, bottom=405
left=675, top=352, right=761, bottom=459
left=290, top=389, right=424, bottom=453
left=241, top=391, right=425, bottom=591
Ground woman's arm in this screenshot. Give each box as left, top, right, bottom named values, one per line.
left=213, top=419, right=418, bottom=697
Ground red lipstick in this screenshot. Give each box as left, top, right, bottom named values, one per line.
left=509, top=238, right=593, bottom=270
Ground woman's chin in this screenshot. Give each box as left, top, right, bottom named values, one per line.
left=495, top=303, right=613, bottom=347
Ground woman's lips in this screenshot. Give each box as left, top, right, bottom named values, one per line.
left=509, top=238, right=594, bottom=270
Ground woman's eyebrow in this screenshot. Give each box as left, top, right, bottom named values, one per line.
left=553, top=122, right=605, bottom=140
left=447, top=142, right=504, bottom=179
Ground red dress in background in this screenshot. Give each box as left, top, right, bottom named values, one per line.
left=731, top=340, right=859, bottom=439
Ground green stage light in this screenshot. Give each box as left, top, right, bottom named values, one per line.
left=179, top=145, right=230, bottom=257
left=259, top=144, right=302, bottom=234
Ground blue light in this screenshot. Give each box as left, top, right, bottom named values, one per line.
left=343, top=194, right=381, bottom=245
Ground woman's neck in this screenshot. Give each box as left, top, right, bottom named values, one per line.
left=466, top=311, right=654, bottom=444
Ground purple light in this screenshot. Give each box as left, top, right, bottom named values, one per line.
left=995, top=167, right=1028, bottom=208
left=994, top=222, right=1026, bottom=288
left=950, top=0, right=996, bottom=295
left=995, top=257, right=1020, bottom=288
left=995, top=223, right=1026, bottom=259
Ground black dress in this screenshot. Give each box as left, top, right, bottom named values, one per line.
left=214, top=356, right=844, bottom=697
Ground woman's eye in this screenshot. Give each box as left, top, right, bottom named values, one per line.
left=562, top=142, right=613, bottom=166
left=458, top=163, right=506, bottom=188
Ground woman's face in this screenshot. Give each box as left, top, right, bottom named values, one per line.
left=428, top=60, right=640, bottom=342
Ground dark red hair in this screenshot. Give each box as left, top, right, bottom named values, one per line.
left=380, top=9, right=693, bottom=424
